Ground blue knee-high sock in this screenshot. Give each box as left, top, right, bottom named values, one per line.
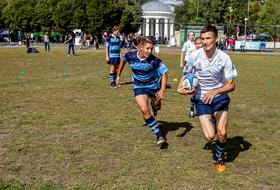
left=213, top=140, right=226, bottom=161
left=145, top=115, right=162, bottom=138
left=109, top=73, right=114, bottom=83
left=190, top=95, right=195, bottom=113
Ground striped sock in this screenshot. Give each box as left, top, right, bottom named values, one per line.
left=109, top=73, right=114, bottom=83
left=213, top=140, right=226, bottom=161
left=145, top=115, right=162, bottom=138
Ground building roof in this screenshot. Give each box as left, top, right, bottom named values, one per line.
left=142, top=0, right=172, bottom=13
left=159, top=0, right=183, bottom=6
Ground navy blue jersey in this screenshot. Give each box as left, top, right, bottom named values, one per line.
left=106, top=35, right=121, bottom=58
left=125, top=51, right=168, bottom=89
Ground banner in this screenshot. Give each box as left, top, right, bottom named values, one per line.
left=235, top=41, right=266, bottom=50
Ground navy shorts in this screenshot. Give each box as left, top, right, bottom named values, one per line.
left=134, top=88, right=159, bottom=97
left=109, top=57, right=120, bottom=65
left=195, top=94, right=230, bottom=116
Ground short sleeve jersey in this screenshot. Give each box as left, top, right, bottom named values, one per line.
left=181, top=40, right=196, bottom=61
left=106, top=35, right=121, bottom=58
left=183, top=48, right=202, bottom=74
left=125, top=51, right=168, bottom=90
left=189, top=48, right=238, bottom=99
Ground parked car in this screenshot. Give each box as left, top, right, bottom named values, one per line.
left=253, top=33, right=272, bottom=41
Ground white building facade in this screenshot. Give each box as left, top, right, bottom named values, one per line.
left=139, top=0, right=181, bottom=39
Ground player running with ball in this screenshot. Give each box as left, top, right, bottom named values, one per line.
left=178, top=25, right=238, bottom=172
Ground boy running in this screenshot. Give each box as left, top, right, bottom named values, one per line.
left=116, top=36, right=168, bottom=146
left=178, top=25, right=238, bottom=172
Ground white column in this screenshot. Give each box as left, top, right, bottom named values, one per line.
left=138, top=27, right=142, bottom=35
left=155, top=18, right=159, bottom=36
left=164, top=19, right=168, bottom=38
left=145, top=18, right=149, bottom=36
left=170, top=20, right=174, bottom=37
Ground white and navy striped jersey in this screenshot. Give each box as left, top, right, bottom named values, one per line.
left=125, top=51, right=168, bottom=90
left=188, top=48, right=238, bottom=99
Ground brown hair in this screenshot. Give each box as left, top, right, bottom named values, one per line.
left=194, top=36, right=201, bottom=42
left=139, top=36, right=154, bottom=46
left=112, top=26, right=120, bottom=32
left=188, top=31, right=195, bottom=37
left=201, top=25, right=218, bottom=37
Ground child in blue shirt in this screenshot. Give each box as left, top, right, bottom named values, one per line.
left=116, top=36, right=168, bottom=146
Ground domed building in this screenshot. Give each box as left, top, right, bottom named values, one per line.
left=139, top=0, right=180, bottom=39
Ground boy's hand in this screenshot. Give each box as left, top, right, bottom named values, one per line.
left=106, top=57, right=110, bottom=63
left=155, top=89, right=165, bottom=101
left=178, top=87, right=195, bottom=95
left=202, top=90, right=217, bottom=104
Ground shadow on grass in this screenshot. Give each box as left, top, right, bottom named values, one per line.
left=142, top=121, right=193, bottom=149
left=158, top=121, right=193, bottom=137
left=120, top=81, right=133, bottom=85
left=159, top=121, right=193, bottom=149
left=203, top=136, right=252, bottom=162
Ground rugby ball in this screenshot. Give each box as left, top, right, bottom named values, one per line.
left=182, top=73, right=199, bottom=90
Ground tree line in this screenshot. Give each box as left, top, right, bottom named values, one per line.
left=0, top=0, right=143, bottom=35
left=0, top=0, right=279, bottom=38
left=175, top=0, right=280, bottom=37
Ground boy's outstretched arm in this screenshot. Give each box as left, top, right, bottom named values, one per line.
left=155, top=73, right=168, bottom=101
left=116, top=59, right=126, bottom=86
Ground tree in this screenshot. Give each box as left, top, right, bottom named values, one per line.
left=174, top=0, right=196, bottom=30
left=0, top=0, right=8, bottom=29
left=174, top=0, right=264, bottom=27
left=119, top=0, right=142, bottom=34
left=256, top=0, right=280, bottom=37
left=1, top=0, right=142, bottom=36
left=87, top=0, right=141, bottom=35
left=35, top=0, right=57, bottom=32
left=52, top=0, right=75, bottom=33
left=2, top=0, right=39, bottom=32
left=71, top=0, right=89, bottom=32
left=175, top=0, right=226, bottom=27
left=136, top=0, right=152, bottom=5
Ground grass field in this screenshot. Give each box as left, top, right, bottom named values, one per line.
left=0, top=46, right=279, bottom=189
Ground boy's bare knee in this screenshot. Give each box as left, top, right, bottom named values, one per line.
left=217, top=130, right=227, bottom=139
left=140, top=108, right=150, bottom=118
left=204, top=132, right=215, bottom=142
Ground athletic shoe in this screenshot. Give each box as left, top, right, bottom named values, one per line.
left=188, top=102, right=195, bottom=118
left=156, top=136, right=166, bottom=146
left=189, top=110, right=195, bottom=118
left=215, top=160, right=226, bottom=173
left=111, top=82, right=116, bottom=88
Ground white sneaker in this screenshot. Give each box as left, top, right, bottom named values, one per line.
left=156, top=136, right=166, bottom=145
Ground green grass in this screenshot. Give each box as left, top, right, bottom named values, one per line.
left=0, top=47, right=279, bottom=189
